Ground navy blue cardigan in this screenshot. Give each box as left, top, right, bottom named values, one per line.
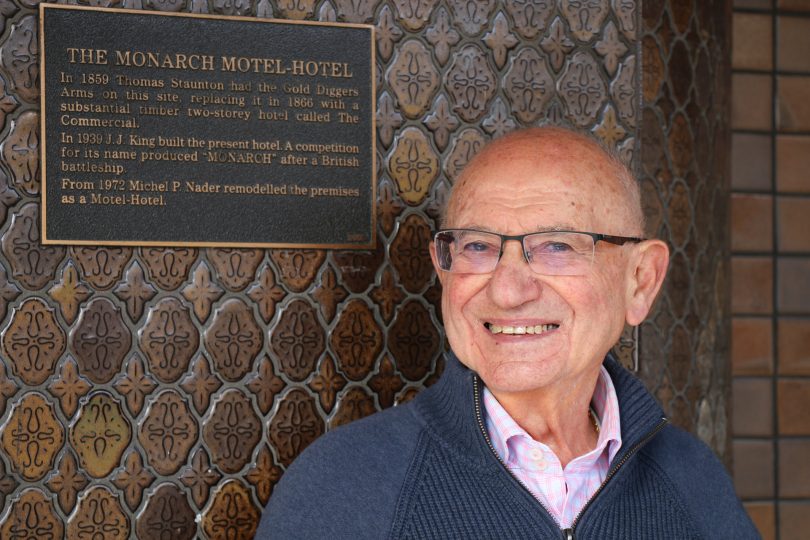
left=257, top=353, right=758, bottom=539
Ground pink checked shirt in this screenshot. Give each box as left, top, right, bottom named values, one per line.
left=483, top=366, right=622, bottom=528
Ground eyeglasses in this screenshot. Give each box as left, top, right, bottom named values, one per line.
left=433, top=229, right=643, bottom=276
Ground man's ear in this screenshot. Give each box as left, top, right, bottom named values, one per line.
left=429, top=241, right=446, bottom=285
left=625, top=239, right=669, bottom=326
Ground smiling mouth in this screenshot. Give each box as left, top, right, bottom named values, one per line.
left=484, top=323, right=559, bottom=335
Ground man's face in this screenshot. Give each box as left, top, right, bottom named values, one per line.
left=431, top=134, right=640, bottom=398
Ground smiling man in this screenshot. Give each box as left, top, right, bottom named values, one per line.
left=257, top=127, right=757, bottom=539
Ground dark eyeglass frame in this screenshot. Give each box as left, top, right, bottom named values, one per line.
left=432, top=229, right=645, bottom=273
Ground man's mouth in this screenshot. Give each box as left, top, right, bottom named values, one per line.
left=484, top=323, right=560, bottom=335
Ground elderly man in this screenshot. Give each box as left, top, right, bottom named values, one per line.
left=257, top=127, right=757, bottom=538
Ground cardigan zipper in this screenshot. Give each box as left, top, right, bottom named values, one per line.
left=472, top=374, right=669, bottom=540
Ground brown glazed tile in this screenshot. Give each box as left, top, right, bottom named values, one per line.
left=731, top=194, right=773, bottom=252
left=269, top=249, right=326, bottom=292
left=202, top=480, right=259, bottom=540
left=113, top=353, right=158, bottom=416
left=1, top=393, right=64, bottom=481
left=371, top=266, right=407, bottom=324
left=388, top=300, right=440, bottom=381
left=67, top=486, right=129, bottom=540
left=0, top=488, right=63, bottom=539
left=668, top=42, right=692, bottom=108
left=777, top=135, right=810, bottom=193
left=276, top=0, right=315, bottom=18
left=731, top=256, right=773, bottom=314
left=743, top=502, right=775, bottom=540
left=204, top=298, right=263, bottom=382
left=448, top=0, right=495, bottom=35
left=112, top=260, right=157, bottom=322
left=778, top=0, right=810, bottom=10
left=246, top=355, right=285, bottom=415
left=271, top=299, right=325, bottom=382
left=0, top=361, right=16, bottom=419
left=71, top=247, right=132, bottom=290
left=1, top=203, right=65, bottom=289
left=732, top=439, right=774, bottom=499
left=732, top=377, right=773, bottom=437
left=370, top=356, right=406, bottom=409
left=246, top=444, right=283, bottom=506
left=446, top=44, right=497, bottom=122
left=780, top=501, right=810, bottom=540
left=559, top=51, right=608, bottom=127
left=541, top=18, right=575, bottom=74
left=331, top=299, right=383, bottom=381
left=1, top=111, right=38, bottom=195
left=329, top=386, right=378, bottom=429
left=139, top=297, right=200, bottom=383
left=181, top=262, right=224, bottom=323
left=307, top=354, right=347, bottom=414
left=140, top=247, right=198, bottom=290
left=179, top=447, right=222, bottom=510
left=390, top=213, right=433, bottom=293
left=45, top=450, right=89, bottom=515
left=136, top=483, right=196, bottom=540
left=203, top=389, right=262, bottom=474
left=777, top=379, right=810, bottom=435
left=503, top=49, right=554, bottom=124
left=247, top=263, right=288, bottom=323
left=47, top=261, right=92, bottom=325
left=732, top=13, right=773, bottom=70
left=779, top=439, right=810, bottom=497
left=0, top=458, right=16, bottom=512
left=269, top=388, right=324, bottom=467
left=779, top=318, right=810, bottom=375
left=484, top=12, right=519, bottom=70
left=732, top=74, right=772, bottom=131
left=777, top=257, right=810, bottom=313
left=310, top=263, right=348, bottom=323
left=445, top=128, right=486, bottom=182
left=139, top=390, right=199, bottom=475
left=179, top=354, right=223, bottom=415
left=393, top=0, right=435, bottom=32
left=387, top=40, right=439, bottom=119
left=333, top=237, right=385, bottom=293
left=732, top=133, right=772, bottom=191
left=778, top=76, right=810, bottom=131
left=70, top=297, right=131, bottom=384
left=560, top=0, right=608, bottom=40
left=206, top=248, right=263, bottom=291
left=389, top=127, right=439, bottom=206
left=375, top=6, right=402, bottom=64
left=778, top=16, right=810, bottom=72
left=506, top=0, right=553, bottom=39
left=0, top=265, right=20, bottom=325
left=0, top=70, right=18, bottom=135
left=111, top=450, right=155, bottom=511
left=736, top=0, right=772, bottom=7
left=70, top=392, right=131, bottom=478
left=731, top=318, right=773, bottom=375
left=47, top=356, right=91, bottom=418
left=777, top=197, right=810, bottom=251
left=377, top=178, right=405, bottom=235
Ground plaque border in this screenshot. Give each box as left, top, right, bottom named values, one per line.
left=39, top=3, right=377, bottom=250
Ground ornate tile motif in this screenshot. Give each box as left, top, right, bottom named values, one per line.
left=505, top=0, right=553, bottom=39
left=112, top=260, right=157, bottom=322
left=47, top=357, right=91, bottom=418
left=2, top=110, right=38, bottom=195
left=392, top=0, right=434, bottom=31
left=0, top=260, right=20, bottom=323
left=203, top=389, right=262, bottom=474
left=246, top=444, right=283, bottom=506
left=484, top=11, right=519, bottom=69
left=45, top=450, right=88, bottom=515
left=111, top=450, right=155, bottom=511
left=271, top=299, right=325, bottom=382
left=207, top=248, right=263, bottom=291
left=390, top=213, right=433, bottom=293
left=140, top=247, right=198, bottom=290
left=448, top=0, right=495, bottom=35
left=541, top=17, right=575, bottom=72
left=559, top=51, right=607, bottom=126
left=370, top=266, right=406, bottom=324
left=247, top=355, right=286, bottom=415
left=269, top=249, right=325, bottom=292
left=331, top=299, right=383, bottom=381
left=329, top=386, right=377, bottom=429
left=425, top=7, right=459, bottom=66
left=269, top=388, right=324, bottom=467
left=0, top=360, right=17, bottom=417
left=444, top=128, right=486, bottom=182
left=67, top=486, right=129, bottom=540
left=179, top=354, right=223, bottom=415
left=376, top=6, right=403, bottom=63
left=69, top=391, right=131, bottom=478
left=561, top=0, right=609, bottom=42
left=333, top=237, right=385, bottom=293
left=307, top=354, right=347, bottom=414
left=202, top=480, right=259, bottom=540
left=204, top=298, right=263, bottom=382
left=445, top=44, right=497, bottom=122
left=334, top=0, right=375, bottom=22
left=388, top=40, right=440, bottom=119
left=0, top=488, right=63, bottom=540
left=181, top=261, right=224, bottom=323
left=247, top=263, right=287, bottom=323
left=71, top=247, right=132, bottom=290
left=388, top=300, right=440, bottom=381
left=389, top=127, right=438, bottom=205
left=504, top=48, right=555, bottom=124
left=1, top=203, right=65, bottom=289
left=2, top=298, right=65, bottom=386
left=1, top=392, right=64, bottom=481
left=139, top=297, right=200, bottom=383
left=139, top=390, right=199, bottom=475
left=113, top=353, right=157, bottom=416
left=376, top=92, right=404, bottom=150
left=136, top=483, right=196, bottom=540
left=424, top=94, right=460, bottom=152
left=0, top=15, right=37, bottom=104
left=611, top=55, right=637, bottom=128
left=369, top=356, right=405, bottom=409
left=70, top=297, right=131, bottom=384
left=310, top=263, right=349, bottom=324
left=180, top=447, right=222, bottom=509
left=47, top=262, right=91, bottom=325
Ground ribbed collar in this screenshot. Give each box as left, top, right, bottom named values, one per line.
left=414, top=351, right=667, bottom=470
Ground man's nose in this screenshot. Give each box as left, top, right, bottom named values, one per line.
left=486, top=239, right=542, bottom=308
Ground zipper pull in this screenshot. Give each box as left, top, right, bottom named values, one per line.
left=562, top=529, right=574, bottom=540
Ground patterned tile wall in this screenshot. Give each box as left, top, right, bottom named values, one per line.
left=0, top=0, right=729, bottom=538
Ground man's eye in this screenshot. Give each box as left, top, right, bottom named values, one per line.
left=462, top=241, right=495, bottom=253
left=536, top=242, right=574, bottom=254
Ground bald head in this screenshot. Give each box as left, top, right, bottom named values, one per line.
left=443, top=127, right=644, bottom=236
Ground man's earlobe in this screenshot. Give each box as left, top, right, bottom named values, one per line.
left=625, top=240, right=670, bottom=326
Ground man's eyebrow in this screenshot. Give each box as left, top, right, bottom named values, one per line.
left=450, top=224, right=579, bottom=233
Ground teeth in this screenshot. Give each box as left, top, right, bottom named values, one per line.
left=487, top=324, right=558, bottom=335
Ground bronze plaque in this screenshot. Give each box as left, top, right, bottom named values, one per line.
left=40, top=5, right=375, bottom=248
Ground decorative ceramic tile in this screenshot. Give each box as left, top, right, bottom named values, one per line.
left=111, top=450, right=155, bottom=511
left=246, top=355, right=286, bottom=415
left=387, top=40, right=440, bottom=119
left=0, top=488, right=63, bottom=540
left=3, top=298, right=65, bottom=386
left=388, top=300, right=440, bottom=381
left=1, top=392, right=64, bottom=481
left=136, top=483, right=196, bottom=540
left=445, top=44, right=497, bottom=122
left=202, top=480, right=259, bottom=540
left=390, top=213, right=433, bottom=293
left=247, top=263, right=287, bottom=323
left=47, top=262, right=91, bottom=325
left=203, top=389, right=262, bottom=474
left=0, top=16, right=38, bottom=104
left=246, top=444, right=283, bottom=506
left=310, top=263, right=349, bottom=323
left=140, top=247, right=198, bottom=290
left=181, top=261, right=224, bottom=323
left=45, top=450, right=88, bottom=515
left=179, top=354, right=223, bottom=415
left=331, top=299, right=383, bottom=381
left=112, top=260, right=157, bottom=322
left=207, top=248, right=263, bottom=292
left=271, top=299, right=325, bottom=382
left=179, top=447, right=222, bottom=509
left=269, top=388, right=324, bottom=467
left=113, top=353, right=157, bottom=416
left=70, top=391, right=131, bottom=478
left=66, top=486, right=129, bottom=540
left=389, top=127, right=439, bottom=206
left=204, top=298, right=263, bottom=382
left=138, top=390, right=198, bottom=475
left=307, top=354, right=347, bottom=414
left=269, top=249, right=325, bottom=292
left=1, top=203, right=65, bottom=289
left=47, top=356, right=91, bottom=418
left=139, top=297, right=200, bottom=383
left=505, top=0, right=553, bottom=39
left=70, top=297, right=131, bottom=384
left=71, top=247, right=132, bottom=290
left=329, top=386, right=377, bottom=429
